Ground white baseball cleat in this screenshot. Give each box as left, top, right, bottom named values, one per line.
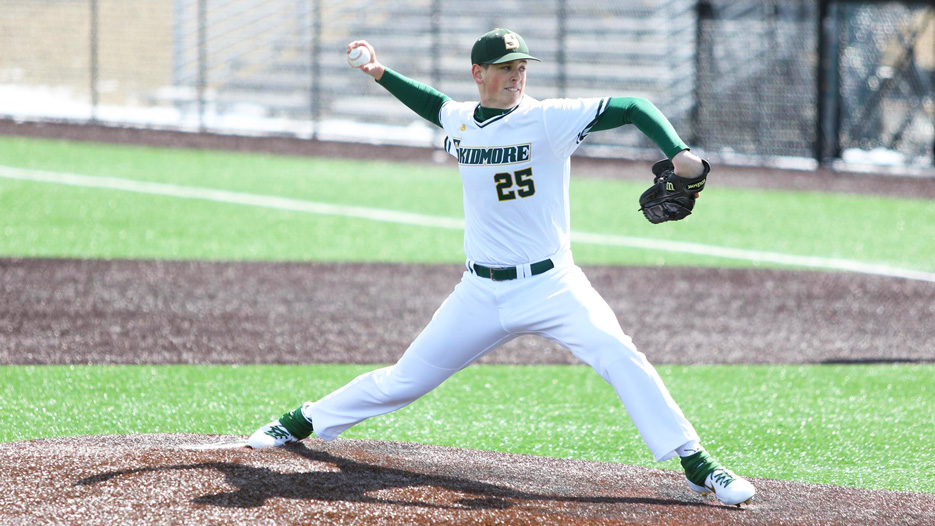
left=687, top=467, right=756, bottom=506
left=247, top=420, right=299, bottom=449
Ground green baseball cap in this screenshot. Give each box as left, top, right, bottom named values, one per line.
left=471, top=28, right=540, bottom=65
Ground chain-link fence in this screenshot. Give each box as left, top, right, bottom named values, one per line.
left=694, top=1, right=819, bottom=161
left=833, top=2, right=935, bottom=166
left=1, top=0, right=933, bottom=169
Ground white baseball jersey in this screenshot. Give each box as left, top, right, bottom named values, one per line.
left=440, top=95, right=609, bottom=266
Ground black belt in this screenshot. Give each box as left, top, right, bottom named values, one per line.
left=472, top=259, right=554, bottom=281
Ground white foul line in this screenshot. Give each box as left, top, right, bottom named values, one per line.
left=179, top=440, right=249, bottom=450
left=2, top=164, right=934, bottom=284
left=0, top=165, right=465, bottom=230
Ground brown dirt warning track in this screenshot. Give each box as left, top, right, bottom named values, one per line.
left=2, top=259, right=934, bottom=366
left=1, top=120, right=934, bottom=524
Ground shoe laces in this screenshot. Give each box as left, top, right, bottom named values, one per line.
left=264, top=424, right=293, bottom=439
left=709, top=468, right=736, bottom=487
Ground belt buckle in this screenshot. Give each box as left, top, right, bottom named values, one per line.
left=488, top=266, right=506, bottom=281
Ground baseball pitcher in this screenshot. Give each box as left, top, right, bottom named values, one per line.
left=249, top=28, right=755, bottom=507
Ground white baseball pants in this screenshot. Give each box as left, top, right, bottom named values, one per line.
left=306, top=253, right=699, bottom=462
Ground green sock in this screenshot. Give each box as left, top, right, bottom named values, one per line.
left=680, top=450, right=720, bottom=487
left=278, top=406, right=314, bottom=439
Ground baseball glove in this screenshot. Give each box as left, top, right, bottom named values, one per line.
left=638, top=158, right=710, bottom=224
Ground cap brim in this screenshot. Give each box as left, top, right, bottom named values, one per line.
left=486, top=53, right=540, bottom=64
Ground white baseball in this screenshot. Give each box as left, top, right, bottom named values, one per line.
left=347, top=47, right=371, bottom=68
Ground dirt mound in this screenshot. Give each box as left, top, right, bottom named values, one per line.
left=0, top=434, right=930, bottom=526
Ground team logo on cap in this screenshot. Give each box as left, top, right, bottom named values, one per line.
left=503, top=33, right=520, bottom=50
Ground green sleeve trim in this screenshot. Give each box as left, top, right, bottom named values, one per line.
left=376, top=68, right=451, bottom=128
left=590, top=97, right=688, bottom=159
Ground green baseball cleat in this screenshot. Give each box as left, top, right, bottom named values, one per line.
left=680, top=450, right=755, bottom=506
left=248, top=421, right=298, bottom=449
left=247, top=406, right=313, bottom=449
left=686, top=466, right=756, bottom=506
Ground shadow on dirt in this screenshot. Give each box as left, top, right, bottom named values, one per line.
left=76, top=442, right=715, bottom=511
left=818, top=358, right=930, bottom=364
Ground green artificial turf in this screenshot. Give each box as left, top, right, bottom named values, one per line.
left=2, top=136, right=934, bottom=270
left=1, top=363, right=932, bottom=493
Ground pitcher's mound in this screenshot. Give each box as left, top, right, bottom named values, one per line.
left=0, top=434, right=930, bottom=525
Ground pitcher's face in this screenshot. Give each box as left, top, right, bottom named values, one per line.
left=474, top=60, right=527, bottom=109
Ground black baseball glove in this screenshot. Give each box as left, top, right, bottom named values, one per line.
left=638, top=158, right=710, bottom=224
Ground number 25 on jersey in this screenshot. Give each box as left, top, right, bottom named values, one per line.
left=494, top=168, right=535, bottom=201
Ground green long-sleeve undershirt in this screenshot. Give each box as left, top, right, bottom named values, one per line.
left=589, top=98, right=689, bottom=160
left=376, top=68, right=688, bottom=159
left=376, top=68, right=450, bottom=128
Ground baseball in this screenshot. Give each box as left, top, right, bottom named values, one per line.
left=347, top=47, right=371, bottom=68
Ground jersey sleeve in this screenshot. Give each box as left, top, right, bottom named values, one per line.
left=438, top=100, right=473, bottom=159
left=540, top=97, right=610, bottom=159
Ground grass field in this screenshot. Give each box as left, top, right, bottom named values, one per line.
left=2, top=136, right=935, bottom=270
left=1, top=136, right=934, bottom=494
left=0, top=363, right=931, bottom=493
